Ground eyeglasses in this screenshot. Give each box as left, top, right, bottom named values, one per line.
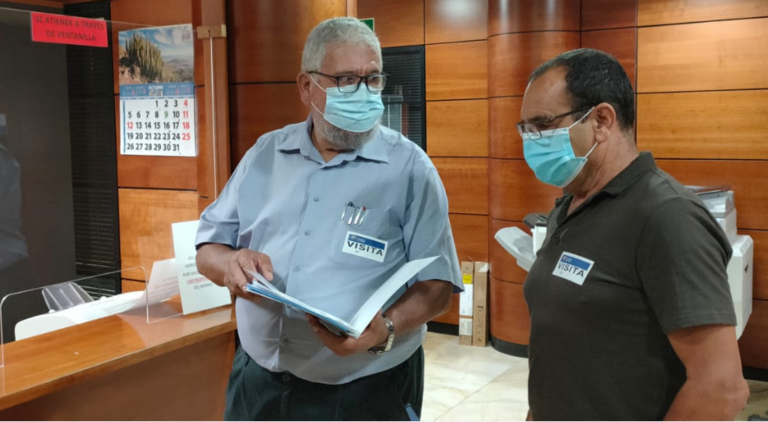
left=309, top=71, right=388, bottom=93
left=516, top=106, right=595, bottom=140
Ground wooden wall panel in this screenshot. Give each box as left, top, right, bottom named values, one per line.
left=739, top=300, right=768, bottom=369
left=358, top=0, right=424, bottom=47
left=489, top=96, right=524, bottom=159
left=114, top=97, right=197, bottom=190
left=489, top=159, right=562, bottom=221
left=582, top=0, right=637, bottom=30
left=638, top=0, right=768, bottom=26
left=489, top=277, right=531, bottom=345
left=426, top=41, right=488, bottom=101
left=119, top=189, right=199, bottom=281
left=656, top=160, right=768, bottom=231
left=637, top=18, right=768, bottom=93
left=426, top=100, right=488, bottom=157
left=581, top=28, right=637, bottom=90
left=122, top=279, right=145, bottom=293
left=490, top=219, right=530, bottom=284
left=489, top=32, right=581, bottom=97
left=433, top=158, right=489, bottom=215
left=1, top=0, right=62, bottom=8
left=741, top=230, right=768, bottom=301
left=229, top=83, right=307, bottom=166
left=450, top=214, right=489, bottom=262
left=111, top=0, right=195, bottom=94
left=488, top=0, right=580, bottom=36
left=425, top=0, right=488, bottom=44
left=227, top=0, right=346, bottom=83
left=637, top=90, right=768, bottom=160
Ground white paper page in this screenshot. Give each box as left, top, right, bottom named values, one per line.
left=247, top=275, right=357, bottom=334
left=172, top=220, right=232, bottom=315
left=348, top=256, right=438, bottom=332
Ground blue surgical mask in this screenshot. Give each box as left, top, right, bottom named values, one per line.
left=310, top=76, right=384, bottom=133
left=522, top=108, right=597, bottom=188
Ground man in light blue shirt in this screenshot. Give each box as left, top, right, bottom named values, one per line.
left=196, top=17, right=462, bottom=421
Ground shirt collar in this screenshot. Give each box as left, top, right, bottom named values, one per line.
left=277, top=115, right=389, bottom=164
left=600, top=151, right=657, bottom=196
left=553, top=151, right=656, bottom=211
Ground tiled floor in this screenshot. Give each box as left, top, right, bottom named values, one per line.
left=421, top=332, right=768, bottom=421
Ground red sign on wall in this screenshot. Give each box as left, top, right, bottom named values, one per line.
left=30, top=12, right=108, bottom=48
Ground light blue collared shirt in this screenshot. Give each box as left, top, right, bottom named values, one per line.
left=196, top=116, right=462, bottom=385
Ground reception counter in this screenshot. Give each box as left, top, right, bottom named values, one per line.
left=0, top=302, right=236, bottom=420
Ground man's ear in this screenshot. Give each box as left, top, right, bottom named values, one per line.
left=593, top=103, right=617, bottom=144
left=297, top=72, right=312, bottom=106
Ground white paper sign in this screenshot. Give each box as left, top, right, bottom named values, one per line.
left=172, top=220, right=231, bottom=314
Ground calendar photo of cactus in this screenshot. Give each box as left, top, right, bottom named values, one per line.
left=118, top=24, right=194, bottom=85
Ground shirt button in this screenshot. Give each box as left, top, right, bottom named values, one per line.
left=282, top=373, right=291, bottom=382
left=294, top=266, right=300, bottom=272
left=313, top=197, right=320, bottom=202
left=282, top=338, right=290, bottom=346
left=304, top=230, right=311, bottom=236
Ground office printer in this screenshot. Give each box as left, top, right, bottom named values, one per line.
left=494, top=186, right=753, bottom=339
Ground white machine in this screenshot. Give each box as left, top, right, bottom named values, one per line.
left=495, top=188, right=753, bottom=339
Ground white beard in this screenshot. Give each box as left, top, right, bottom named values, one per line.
left=314, top=114, right=380, bottom=151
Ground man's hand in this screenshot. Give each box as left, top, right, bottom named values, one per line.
left=306, top=313, right=388, bottom=357
left=223, top=249, right=274, bottom=301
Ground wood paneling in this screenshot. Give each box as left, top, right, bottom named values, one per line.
left=197, top=32, right=232, bottom=201
left=637, top=18, right=768, bottom=93
left=638, top=0, right=768, bottom=26
left=450, top=213, right=489, bottom=262
left=425, top=0, right=488, bottom=44
left=227, top=0, right=346, bottom=83
left=637, top=90, right=768, bottom=160
left=741, top=230, right=768, bottom=301
left=488, top=0, right=581, bottom=36
left=346, top=0, right=357, bottom=17
left=582, top=0, right=637, bottom=30
left=426, top=41, right=488, bottom=101
left=229, top=83, right=307, bottom=166
left=121, top=279, right=145, bottom=293
left=581, top=28, right=637, bottom=90
left=0, top=300, right=236, bottom=414
left=114, top=97, right=198, bottom=190
left=1, top=0, right=62, bottom=8
left=489, top=96, right=524, bottom=159
left=656, top=160, right=768, bottom=231
left=490, top=219, right=530, bottom=284
left=489, top=159, right=562, bottom=221
left=489, top=32, right=581, bottom=97
left=433, top=158, right=489, bottom=215
left=427, top=100, right=488, bottom=157
left=489, top=277, right=531, bottom=345
left=739, top=299, right=768, bottom=369
left=358, top=0, right=424, bottom=47
left=119, top=189, right=199, bottom=281
left=111, top=0, right=196, bottom=93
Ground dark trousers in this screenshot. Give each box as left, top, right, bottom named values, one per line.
left=224, top=346, right=424, bottom=421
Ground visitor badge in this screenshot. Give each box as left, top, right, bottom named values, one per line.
left=342, top=231, right=388, bottom=263
left=552, top=251, right=594, bottom=285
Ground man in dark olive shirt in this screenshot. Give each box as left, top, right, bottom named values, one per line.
left=516, top=48, right=749, bottom=420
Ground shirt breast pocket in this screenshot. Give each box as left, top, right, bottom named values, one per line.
left=329, top=209, right=395, bottom=267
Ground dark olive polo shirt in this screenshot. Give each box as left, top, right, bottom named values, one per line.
left=524, top=152, right=736, bottom=421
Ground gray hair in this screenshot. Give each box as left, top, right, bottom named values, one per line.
left=301, top=17, right=382, bottom=73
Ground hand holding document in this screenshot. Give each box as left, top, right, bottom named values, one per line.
left=246, top=256, right=438, bottom=338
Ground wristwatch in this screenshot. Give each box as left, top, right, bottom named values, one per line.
left=368, top=315, right=395, bottom=355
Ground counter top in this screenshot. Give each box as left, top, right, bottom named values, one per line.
left=0, top=301, right=236, bottom=411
